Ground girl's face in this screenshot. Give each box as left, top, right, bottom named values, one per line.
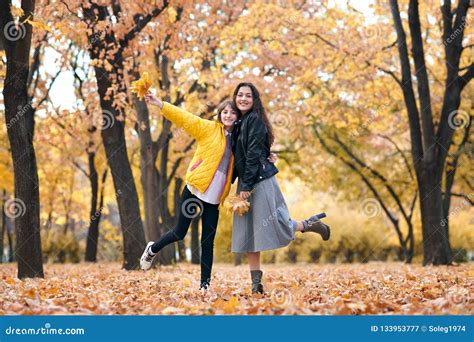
left=235, top=86, right=253, bottom=113
left=220, top=105, right=238, bottom=129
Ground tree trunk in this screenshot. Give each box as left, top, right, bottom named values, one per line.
left=133, top=91, right=175, bottom=265
left=82, top=2, right=157, bottom=270
left=156, top=120, right=176, bottom=265
left=0, top=190, right=5, bottom=263
left=1, top=0, right=43, bottom=278
left=389, top=0, right=472, bottom=265
left=417, top=168, right=452, bottom=265
left=83, top=11, right=146, bottom=269
left=6, top=216, right=14, bottom=262
left=405, top=222, right=415, bottom=263
left=98, top=105, right=145, bottom=269
left=234, top=253, right=243, bottom=266
left=85, top=155, right=107, bottom=262
left=175, top=178, right=186, bottom=262
left=440, top=118, right=471, bottom=251
left=85, top=151, right=99, bottom=262
left=134, top=96, right=161, bottom=244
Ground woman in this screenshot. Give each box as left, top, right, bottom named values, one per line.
left=140, top=91, right=276, bottom=290
left=231, top=82, right=331, bottom=294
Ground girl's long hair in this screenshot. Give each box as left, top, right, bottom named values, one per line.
left=232, top=82, right=275, bottom=145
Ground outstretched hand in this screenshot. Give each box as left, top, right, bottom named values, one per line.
left=144, top=91, right=163, bottom=109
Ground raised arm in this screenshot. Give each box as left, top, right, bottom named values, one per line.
left=145, top=91, right=214, bottom=141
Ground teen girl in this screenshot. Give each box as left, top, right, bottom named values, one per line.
left=231, top=82, right=331, bottom=294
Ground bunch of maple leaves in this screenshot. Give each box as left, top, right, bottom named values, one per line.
left=224, top=193, right=251, bottom=216
left=0, top=263, right=472, bottom=315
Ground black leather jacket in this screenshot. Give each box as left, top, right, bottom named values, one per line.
left=231, top=111, right=278, bottom=191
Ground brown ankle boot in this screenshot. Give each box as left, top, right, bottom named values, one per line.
left=303, top=217, right=330, bottom=240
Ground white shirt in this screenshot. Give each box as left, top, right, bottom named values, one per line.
left=187, top=130, right=232, bottom=205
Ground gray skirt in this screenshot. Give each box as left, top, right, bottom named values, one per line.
left=232, top=176, right=297, bottom=253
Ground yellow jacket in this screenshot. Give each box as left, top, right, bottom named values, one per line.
left=161, top=102, right=234, bottom=204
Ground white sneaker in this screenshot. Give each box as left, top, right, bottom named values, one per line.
left=140, top=241, right=156, bottom=271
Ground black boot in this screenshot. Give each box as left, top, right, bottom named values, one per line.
left=303, top=215, right=330, bottom=241
left=250, top=270, right=264, bottom=294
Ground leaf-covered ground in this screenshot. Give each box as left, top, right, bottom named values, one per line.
left=0, top=262, right=472, bottom=315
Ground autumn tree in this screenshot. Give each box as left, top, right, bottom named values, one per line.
left=389, top=0, right=472, bottom=264
left=78, top=1, right=176, bottom=269
left=0, top=0, right=44, bottom=278
left=67, top=49, right=109, bottom=262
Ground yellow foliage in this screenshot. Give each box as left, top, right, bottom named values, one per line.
left=167, top=7, right=177, bottom=23
left=130, top=72, right=152, bottom=100
left=224, top=193, right=250, bottom=216
left=24, top=17, right=53, bottom=32
left=11, top=5, right=24, bottom=17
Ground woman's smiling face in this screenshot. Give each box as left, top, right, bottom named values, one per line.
left=235, top=86, right=253, bottom=113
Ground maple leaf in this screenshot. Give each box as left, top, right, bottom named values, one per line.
left=11, top=5, right=24, bottom=17
left=130, top=72, right=152, bottom=100
left=225, top=193, right=251, bottom=216
left=24, top=17, right=53, bottom=32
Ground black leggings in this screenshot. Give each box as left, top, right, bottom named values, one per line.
left=150, top=186, right=219, bottom=283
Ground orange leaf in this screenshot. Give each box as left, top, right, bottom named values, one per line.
left=130, top=72, right=152, bottom=100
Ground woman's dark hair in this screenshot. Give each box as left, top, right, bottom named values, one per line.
left=232, top=82, right=275, bottom=145
left=216, top=100, right=240, bottom=123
